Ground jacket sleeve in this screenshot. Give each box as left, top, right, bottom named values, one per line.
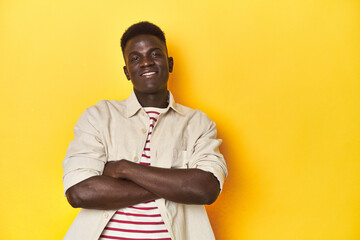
left=188, top=113, right=228, bottom=191
left=62, top=104, right=107, bottom=195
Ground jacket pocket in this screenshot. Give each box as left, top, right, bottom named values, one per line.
left=154, top=148, right=189, bottom=169
left=171, top=150, right=189, bottom=169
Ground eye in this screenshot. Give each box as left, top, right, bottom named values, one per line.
left=130, top=55, right=139, bottom=62
left=151, top=51, right=162, bottom=58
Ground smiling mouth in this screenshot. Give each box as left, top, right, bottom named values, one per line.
left=140, top=71, right=157, bottom=77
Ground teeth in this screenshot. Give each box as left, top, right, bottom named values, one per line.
left=142, top=72, right=156, bottom=76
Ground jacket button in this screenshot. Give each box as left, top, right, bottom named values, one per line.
left=134, top=156, right=139, bottom=162
left=104, top=212, right=109, bottom=218
left=141, top=128, right=146, bottom=133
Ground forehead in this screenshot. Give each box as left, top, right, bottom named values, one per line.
left=124, top=34, right=167, bottom=56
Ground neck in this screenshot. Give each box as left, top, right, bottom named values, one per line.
left=134, top=89, right=169, bottom=108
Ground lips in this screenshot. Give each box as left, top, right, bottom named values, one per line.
left=140, top=71, right=157, bottom=77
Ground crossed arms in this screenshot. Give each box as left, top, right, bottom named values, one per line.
left=64, top=104, right=226, bottom=211
left=66, top=160, right=220, bottom=210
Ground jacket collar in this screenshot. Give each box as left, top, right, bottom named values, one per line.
left=126, top=91, right=183, bottom=118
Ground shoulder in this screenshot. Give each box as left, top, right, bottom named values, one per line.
left=85, top=99, right=127, bottom=117
left=75, top=99, right=128, bottom=128
left=174, top=103, right=215, bottom=128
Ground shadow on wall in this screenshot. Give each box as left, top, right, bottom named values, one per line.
left=167, top=41, right=252, bottom=239
left=206, top=122, right=248, bottom=239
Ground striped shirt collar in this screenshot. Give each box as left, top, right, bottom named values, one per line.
left=126, top=91, right=183, bottom=118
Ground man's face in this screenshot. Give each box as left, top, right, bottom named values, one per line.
left=123, top=34, right=173, bottom=95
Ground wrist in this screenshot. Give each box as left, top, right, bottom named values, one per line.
left=117, top=159, right=135, bottom=179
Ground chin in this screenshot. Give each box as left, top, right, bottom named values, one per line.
left=136, top=85, right=168, bottom=94
left=134, top=88, right=159, bottom=94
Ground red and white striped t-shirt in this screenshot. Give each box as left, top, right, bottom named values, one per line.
left=99, top=108, right=171, bottom=240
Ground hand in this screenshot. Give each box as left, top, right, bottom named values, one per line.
left=103, top=161, right=121, bottom=178
left=103, top=160, right=132, bottom=179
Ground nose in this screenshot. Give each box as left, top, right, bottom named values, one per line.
left=140, top=56, right=154, bottom=68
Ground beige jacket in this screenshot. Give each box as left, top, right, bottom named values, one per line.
left=63, top=92, right=228, bottom=240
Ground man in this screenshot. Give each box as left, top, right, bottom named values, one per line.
left=63, top=21, right=227, bottom=240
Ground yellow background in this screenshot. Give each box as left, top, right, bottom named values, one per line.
left=1, top=0, right=359, bottom=239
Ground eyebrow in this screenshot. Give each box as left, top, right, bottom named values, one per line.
left=127, top=47, right=163, bottom=58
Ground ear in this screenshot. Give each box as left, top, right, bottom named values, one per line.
left=168, top=57, right=174, bottom=73
left=123, top=66, right=130, bottom=80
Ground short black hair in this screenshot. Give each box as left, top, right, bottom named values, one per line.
left=121, top=21, right=166, bottom=53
